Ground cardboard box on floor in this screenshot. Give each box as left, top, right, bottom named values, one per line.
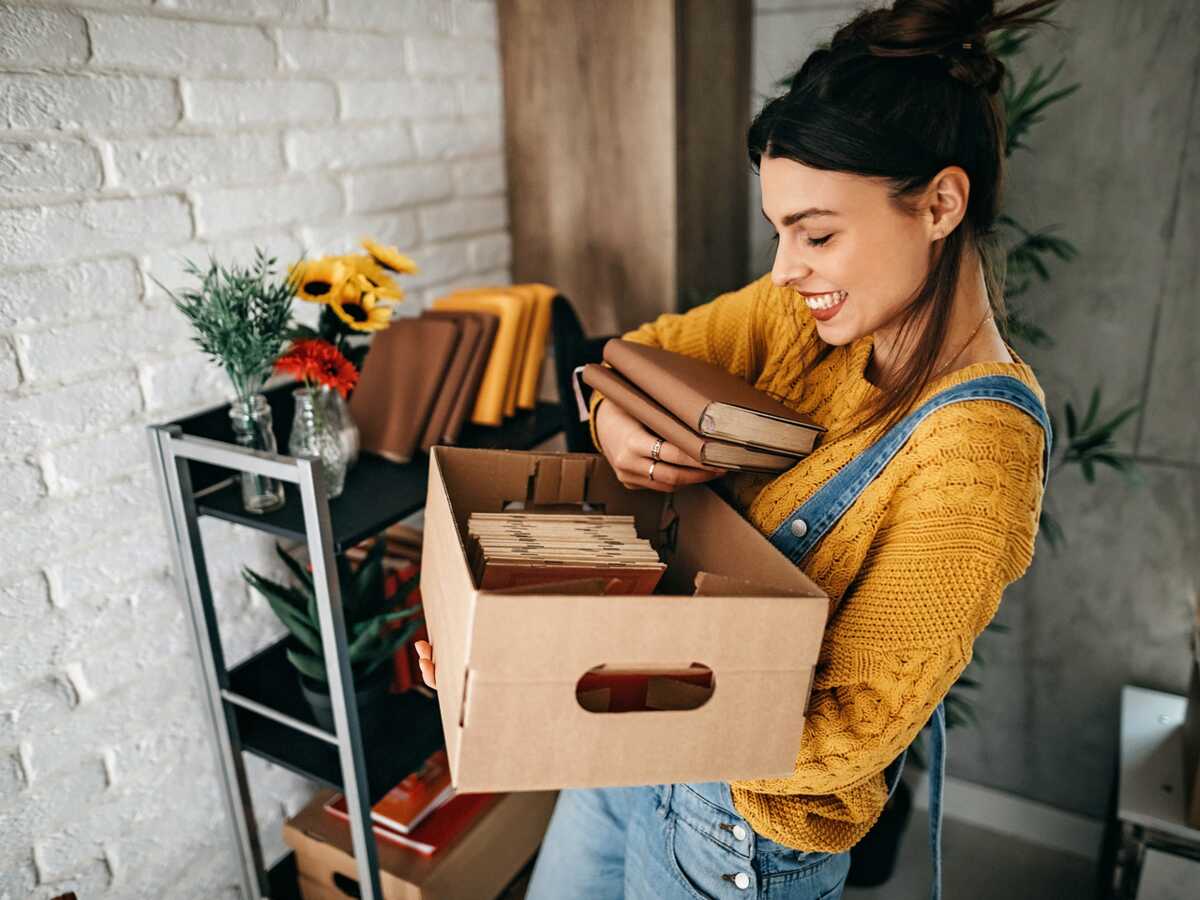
left=420, top=446, right=830, bottom=793
left=285, top=787, right=557, bottom=900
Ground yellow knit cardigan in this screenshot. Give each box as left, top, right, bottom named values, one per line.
left=587, top=272, right=1048, bottom=853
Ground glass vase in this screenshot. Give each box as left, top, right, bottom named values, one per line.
left=289, top=387, right=349, bottom=499
left=227, top=393, right=287, bottom=514
left=319, top=383, right=359, bottom=469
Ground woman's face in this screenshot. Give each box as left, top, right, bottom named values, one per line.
left=759, top=154, right=935, bottom=347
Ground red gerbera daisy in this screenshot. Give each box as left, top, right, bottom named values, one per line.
left=275, top=338, right=358, bottom=398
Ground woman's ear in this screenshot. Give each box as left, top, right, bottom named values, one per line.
left=925, top=166, right=970, bottom=241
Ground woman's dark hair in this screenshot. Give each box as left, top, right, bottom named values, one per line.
left=748, top=0, right=1062, bottom=440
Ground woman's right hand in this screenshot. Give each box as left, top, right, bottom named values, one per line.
left=593, top=397, right=726, bottom=492
left=414, top=639, right=436, bottom=690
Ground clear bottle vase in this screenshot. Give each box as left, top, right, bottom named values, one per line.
left=289, top=387, right=349, bottom=499
left=227, top=393, right=287, bottom=514
left=319, top=383, right=359, bottom=469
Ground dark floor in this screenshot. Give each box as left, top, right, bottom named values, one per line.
left=843, top=806, right=1098, bottom=899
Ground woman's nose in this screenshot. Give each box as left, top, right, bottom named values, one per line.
left=771, top=250, right=810, bottom=288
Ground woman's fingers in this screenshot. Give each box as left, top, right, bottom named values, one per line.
left=641, top=434, right=723, bottom=472
left=619, top=461, right=725, bottom=492
left=414, top=639, right=432, bottom=661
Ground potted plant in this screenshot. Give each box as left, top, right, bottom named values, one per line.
left=285, top=238, right=421, bottom=472
left=154, top=248, right=298, bottom=514
left=242, top=535, right=423, bottom=733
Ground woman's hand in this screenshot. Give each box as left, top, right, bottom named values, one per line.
left=593, top=397, right=726, bottom=492
left=414, top=639, right=436, bottom=690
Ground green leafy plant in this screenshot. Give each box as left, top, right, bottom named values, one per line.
left=153, top=247, right=297, bottom=404
left=242, top=536, right=423, bottom=687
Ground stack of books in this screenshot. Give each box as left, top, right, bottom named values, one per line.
left=323, top=746, right=502, bottom=857
left=348, top=283, right=562, bottom=464
left=582, top=338, right=827, bottom=473
left=467, top=512, right=666, bottom=594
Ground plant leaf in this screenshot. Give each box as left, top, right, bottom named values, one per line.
left=287, top=647, right=327, bottom=683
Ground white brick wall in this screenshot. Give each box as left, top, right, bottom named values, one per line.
left=0, top=1, right=509, bottom=897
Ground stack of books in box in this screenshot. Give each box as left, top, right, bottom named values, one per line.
left=466, top=512, right=666, bottom=594
left=582, top=337, right=827, bottom=473
left=349, top=283, right=564, bottom=464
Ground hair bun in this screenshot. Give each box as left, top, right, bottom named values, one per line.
left=938, top=34, right=1004, bottom=93
left=831, top=1, right=1058, bottom=95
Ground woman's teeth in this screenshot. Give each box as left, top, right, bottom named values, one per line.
left=804, top=290, right=847, bottom=310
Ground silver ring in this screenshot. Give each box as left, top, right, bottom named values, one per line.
left=650, top=438, right=663, bottom=461
left=647, top=459, right=657, bottom=481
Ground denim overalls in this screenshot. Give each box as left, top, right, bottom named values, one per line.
left=536, top=373, right=1052, bottom=899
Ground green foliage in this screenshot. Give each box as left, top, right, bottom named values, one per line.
left=242, top=536, right=423, bottom=688
left=153, top=248, right=297, bottom=403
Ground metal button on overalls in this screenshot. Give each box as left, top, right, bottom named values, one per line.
left=731, top=824, right=746, bottom=841
left=733, top=872, right=750, bottom=889
left=789, top=518, right=808, bottom=537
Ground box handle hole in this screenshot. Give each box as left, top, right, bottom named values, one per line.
left=575, top=663, right=714, bottom=713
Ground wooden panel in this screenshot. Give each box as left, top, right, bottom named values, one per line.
left=677, top=0, right=752, bottom=311
left=498, top=0, right=751, bottom=333
left=499, top=0, right=677, bottom=336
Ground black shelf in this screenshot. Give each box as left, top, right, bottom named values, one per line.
left=228, top=638, right=446, bottom=805
left=268, top=852, right=301, bottom=900
left=182, top=395, right=564, bottom=552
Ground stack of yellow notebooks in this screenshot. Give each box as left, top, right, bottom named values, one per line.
left=466, top=512, right=666, bottom=594
left=349, top=283, right=563, bottom=464
left=429, top=283, right=559, bottom=427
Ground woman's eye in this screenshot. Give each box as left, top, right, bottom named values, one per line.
left=770, top=232, right=832, bottom=247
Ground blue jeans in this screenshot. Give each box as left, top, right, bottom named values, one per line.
left=525, top=779, right=852, bottom=899
left=531, top=373, right=1049, bottom=898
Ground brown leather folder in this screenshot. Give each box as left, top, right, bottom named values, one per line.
left=418, top=310, right=499, bottom=450
left=602, top=338, right=825, bottom=457
left=349, top=317, right=461, bottom=464
left=430, top=289, right=527, bottom=426
left=581, top=362, right=801, bottom=473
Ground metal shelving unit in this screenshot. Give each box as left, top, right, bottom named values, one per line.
left=147, top=380, right=564, bottom=900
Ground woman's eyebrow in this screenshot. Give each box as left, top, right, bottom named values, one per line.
left=760, top=207, right=838, bottom=228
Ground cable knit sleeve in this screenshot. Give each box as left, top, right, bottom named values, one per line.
left=587, top=274, right=772, bottom=452
left=730, top=401, right=1047, bottom=802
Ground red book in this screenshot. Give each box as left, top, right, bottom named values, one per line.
left=364, top=746, right=453, bottom=833
left=323, top=791, right=502, bottom=856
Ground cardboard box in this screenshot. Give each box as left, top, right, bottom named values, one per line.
left=284, top=787, right=557, bottom=900
left=1184, top=605, right=1200, bottom=829
left=420, top=446, right=830, bottom=792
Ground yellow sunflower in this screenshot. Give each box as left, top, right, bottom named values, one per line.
left=329, top=275, right=396, bottom=332
left=361, top=238, right=418, bottom=275
left=339, top=253, right=399, bottom=293
left=289, top=258, right=348, bottom=303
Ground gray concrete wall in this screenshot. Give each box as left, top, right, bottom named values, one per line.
left=749, top=0, right=1200, bottom=820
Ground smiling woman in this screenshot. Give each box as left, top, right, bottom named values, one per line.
left=528, top=1, right=1066, bottom=899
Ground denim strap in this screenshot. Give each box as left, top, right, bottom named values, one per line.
left=769, top=374, right=1052, bottom=566
left=770, top=374, right=1051, bottom=900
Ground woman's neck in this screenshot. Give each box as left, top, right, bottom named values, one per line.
left=865, top=254, right=1007, bottom=388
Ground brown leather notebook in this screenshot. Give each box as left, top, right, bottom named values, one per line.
left=602, top=338, right=826, bottom=456
left=349, top=317, right=461, bottom=464
left=582, top=363, right=801, bottom=473
left=417, top=310, right=498, bottom=451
